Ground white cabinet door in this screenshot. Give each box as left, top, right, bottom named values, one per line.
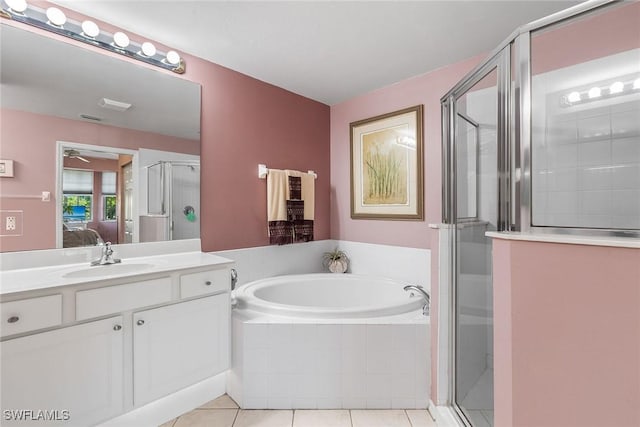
left=1, top=316, right=124, bottom=426
left=133, top=293, right=229, bottom=406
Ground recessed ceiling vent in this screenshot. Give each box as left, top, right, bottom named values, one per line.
left=98, top=97, right=132, bottom=112
left=80, top=114, right=102, bottom=121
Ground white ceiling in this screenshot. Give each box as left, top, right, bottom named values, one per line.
left=53, top=0, right=584, bottom=105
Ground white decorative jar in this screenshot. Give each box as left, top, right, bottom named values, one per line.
left=328, top=259, right=348, bottom=274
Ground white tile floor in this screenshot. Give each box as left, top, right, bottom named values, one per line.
left=159, top=395, right=439, bottom=427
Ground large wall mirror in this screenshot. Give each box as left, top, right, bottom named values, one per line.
left=0, top=24, right=201, bottom=252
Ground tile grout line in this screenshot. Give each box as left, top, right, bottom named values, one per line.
left=404, top=409, right=414, bottom=427
left=230, top=408, right=240, bottom=427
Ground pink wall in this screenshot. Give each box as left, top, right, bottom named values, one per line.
left=330, top=55, right=483, bottom=249
left=193, top=64, right=330, bottom=251
left=493, top=239, right=640, bottom=427
left=0, top=109, right=199, bottom=252
left=531, top=1, right=640, bottom=76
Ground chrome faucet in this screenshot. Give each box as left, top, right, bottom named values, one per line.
left=91, top=242, right=121, bottom=266
left=404, top=285, right=430, bottom=316
left=230, top=268, right=238, bottom=290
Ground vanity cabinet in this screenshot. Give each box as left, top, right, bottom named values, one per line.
left=0, top=294, right=62, bottom=337
left=1, top=257, right=233, bottom=427
left=0, top=316, right=124, bottom=426
left=133, top=293, right=230, bottom=406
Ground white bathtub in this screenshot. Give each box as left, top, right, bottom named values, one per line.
left=229, top=273, right=430, bottom=410
left=233, top=273, right=425, bottom=318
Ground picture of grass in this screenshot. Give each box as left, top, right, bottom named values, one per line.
left=350, top=104, right=423, bottom=220
left=362, top=126, right=408, bottom=205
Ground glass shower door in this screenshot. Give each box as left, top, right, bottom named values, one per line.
left=450, top=57, right=505, bottom=427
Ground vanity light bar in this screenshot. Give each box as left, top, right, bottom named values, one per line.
left=0, top=0, right=186, bottom=74
left=561, top=75, right=640, bottom=107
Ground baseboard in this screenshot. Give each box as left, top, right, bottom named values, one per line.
left=97, top=373, right=226, bottom=427
left=429, top=400, right=465, bottom=427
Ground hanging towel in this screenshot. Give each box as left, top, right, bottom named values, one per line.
left=285, top=170, right=315, bottom=220
left=267, top=169, right=292, bottom=245
left=267, top=169, right=287, bottom=221
left=286, top=170, right=315, bottom=243
left=266, top=169, right=315, bottom=245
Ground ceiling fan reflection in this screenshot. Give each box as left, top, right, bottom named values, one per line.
left=64, top=149, right=90, bottom=163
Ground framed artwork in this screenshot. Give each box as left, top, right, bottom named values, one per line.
left=350, top=105, right=423, bottom=220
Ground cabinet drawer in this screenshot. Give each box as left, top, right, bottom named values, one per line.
left=76, top=277, right=172, bottom=321
left=0, top=294, right=62, bottom=337
left=180, top=269, right=228, bottom=299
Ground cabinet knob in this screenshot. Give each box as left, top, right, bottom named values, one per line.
left=113, top=325, right=122, bottom=331
left=7, top=316, right=19, bottom=324
left=137, top=319, right=145, bottom=326
left=205, top=281, right=212, bottom=286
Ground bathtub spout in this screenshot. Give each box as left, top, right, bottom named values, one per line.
left=404, top=285, right=430, bottom=316
left=231, top=268, right=238, bottom=290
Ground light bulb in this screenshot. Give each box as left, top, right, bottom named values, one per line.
left=5, top=0, right=27, bottom=13
left=567, top=91, right=581, bottom=103
left=46, top=7, right=66, bottom=27
left=588, top=87, right=601, bottom=99
left=81, top=20, right=100, bottom=38
left=166, top=50, right=181, bottom=65
left=609, top=81, right=624, bottom=94
left=113, top=32, right=130, bottom=48
left=634, top=78, right=640, bottom=90
left=141, top=42, right=156, bottom=57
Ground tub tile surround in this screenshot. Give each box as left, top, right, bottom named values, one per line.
left=213, top=240, right=430, bottom=289
left=214, top=241, right=332, bottom=288
left=217, top=239, right=431, bottom=410
left=230, top=313, right=430, bottom=410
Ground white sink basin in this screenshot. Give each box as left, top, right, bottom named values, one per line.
left=63, top=263, right=155, bottom=279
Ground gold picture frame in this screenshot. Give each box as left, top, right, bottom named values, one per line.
left=350, top=105, right=423, bottom=220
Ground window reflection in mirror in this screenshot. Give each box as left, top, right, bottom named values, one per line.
left=58, top=144, right=137, bottom=248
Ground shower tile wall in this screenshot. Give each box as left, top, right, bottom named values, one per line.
left=533, top=99, right=640, bottom=229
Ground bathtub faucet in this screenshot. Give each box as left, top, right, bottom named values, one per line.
left=230, top=268, right=238, bottom=290
left=403, top=285, right=430, bottom=316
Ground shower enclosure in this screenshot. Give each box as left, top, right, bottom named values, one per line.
left=140, top=161, right=200, bottom=242
left=441, top=1, right=639, bottom=426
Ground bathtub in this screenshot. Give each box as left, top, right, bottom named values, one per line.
left=228, top=273, right=430, bottom=410
left=233, top=273, right=425, bottom=318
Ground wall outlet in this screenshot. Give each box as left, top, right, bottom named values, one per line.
left=1, top=210, right=23, bottom=236
left=6, top=216, right=16, bottom=231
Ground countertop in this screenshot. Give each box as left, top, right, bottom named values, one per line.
left=0, top=252, right=234, bottom=296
